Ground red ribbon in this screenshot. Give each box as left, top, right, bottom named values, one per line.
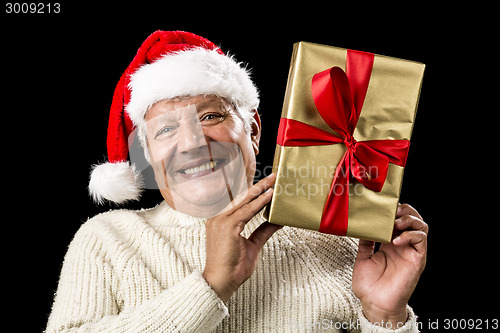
left=276, top=50, right=410, bottom=235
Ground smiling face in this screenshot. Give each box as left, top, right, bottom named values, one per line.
left=144, top=95, right=260, bottom=217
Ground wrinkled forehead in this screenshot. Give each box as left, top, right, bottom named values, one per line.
left=146, top=103, right=198, bottom=128
left=144, top=95, right=231, bottom=121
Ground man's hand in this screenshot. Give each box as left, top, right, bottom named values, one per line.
left=203, top=173, right=282, bottom=303
left=352, top=203, right=428, bottom=328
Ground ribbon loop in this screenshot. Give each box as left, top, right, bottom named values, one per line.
left=312, top=67, right=354, bottom=138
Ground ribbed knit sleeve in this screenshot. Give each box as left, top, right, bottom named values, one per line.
left=45, top=217, right=228, bottom=333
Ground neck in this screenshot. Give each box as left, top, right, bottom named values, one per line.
left=160, top=189, right=237, bottom=218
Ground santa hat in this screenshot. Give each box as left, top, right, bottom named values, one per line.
left=88, top=30, right=259, bottom=204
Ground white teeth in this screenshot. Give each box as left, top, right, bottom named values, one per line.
left=182, top=160, right=218, bottom=175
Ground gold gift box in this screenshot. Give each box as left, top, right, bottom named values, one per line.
left=265, top=42, right=425, bottom=242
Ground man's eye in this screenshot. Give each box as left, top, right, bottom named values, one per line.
left=200, top=113, right=224, bottom=125
left=155, top=126, right=174, bottom=139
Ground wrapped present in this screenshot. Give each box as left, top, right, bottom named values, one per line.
left=265, top=42, right=425, bottom=242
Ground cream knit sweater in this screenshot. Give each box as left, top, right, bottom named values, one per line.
left=46, top=202, right=419, bottom=332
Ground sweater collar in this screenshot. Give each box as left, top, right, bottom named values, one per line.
left=146, top=201, right=265, bottom=231
left=147, top=201, right=207, bottom=228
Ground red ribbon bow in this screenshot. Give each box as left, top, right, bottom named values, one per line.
left=276, top=50, right=410, bottom=235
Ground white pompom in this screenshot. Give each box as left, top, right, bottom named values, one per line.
left=88, top=161, right=144, bottom=204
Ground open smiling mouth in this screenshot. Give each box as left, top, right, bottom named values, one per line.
left=176, top=158, right=227, bottom=176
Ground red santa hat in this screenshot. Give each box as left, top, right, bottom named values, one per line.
left=88, top=30, right=259, bottom=204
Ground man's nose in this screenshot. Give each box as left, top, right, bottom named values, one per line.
left=176, top=119, right=207, bottom=154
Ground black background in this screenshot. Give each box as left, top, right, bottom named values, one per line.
left=2, top=2, right=498, bottom=332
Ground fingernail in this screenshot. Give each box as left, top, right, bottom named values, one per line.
left=393, top=236, right=401, bottom=244
left=395, top=218, right=403, bottom=224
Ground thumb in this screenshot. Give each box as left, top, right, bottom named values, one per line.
left=356, top=239, right=376, bottom=262
left=248, top=222, right=283, bottom=249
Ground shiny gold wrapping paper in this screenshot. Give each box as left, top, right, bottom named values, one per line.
left=265, top=42, right=425, bottom=242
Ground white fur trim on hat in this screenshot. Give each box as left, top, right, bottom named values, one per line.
left=88, top=161, right=144, bottom=204
left=126, top=48, right=259, bottom=128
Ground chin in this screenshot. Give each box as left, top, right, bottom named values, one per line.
left=168, top=167, right=249, bottom=217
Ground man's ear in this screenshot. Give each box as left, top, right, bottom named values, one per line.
left=250, top=110, right=261, bottom=155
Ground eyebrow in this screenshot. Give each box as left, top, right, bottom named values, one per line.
left=196, top=98, right=220, bottom=111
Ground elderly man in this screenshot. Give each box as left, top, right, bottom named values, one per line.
left=46, top=31, right=428, bottom=332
